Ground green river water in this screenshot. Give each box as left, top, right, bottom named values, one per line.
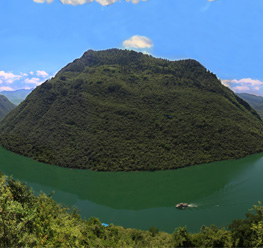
left=0, top=145, right=262, bottom=233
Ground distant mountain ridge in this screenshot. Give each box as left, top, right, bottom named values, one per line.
left=236, top=93, right=263, bottom=118
left=0, top=95, right=16, bottom=121
left=0, top=89, right=33, bottom=105
left=0, top=49, right=263, bottom=171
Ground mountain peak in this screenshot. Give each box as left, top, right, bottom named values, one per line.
left=1, top=50, right=263, bottom=171
left=57, top=48, right=203, bottom=76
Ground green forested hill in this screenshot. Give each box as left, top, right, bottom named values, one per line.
left=0, top=95, right=16, bottom=121
left=236, top=93, right=263, bottom=118
left=0, top=49, right=263, bottom=171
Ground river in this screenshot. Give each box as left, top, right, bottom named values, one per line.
left=0, top=145, right=262, bottom=233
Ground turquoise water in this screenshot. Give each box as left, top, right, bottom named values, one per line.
left=0, top=146, right=262, bottom=233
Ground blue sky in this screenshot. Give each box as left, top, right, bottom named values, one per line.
left=0, top=0, right=263, bottom=96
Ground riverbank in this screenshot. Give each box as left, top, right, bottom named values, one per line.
left=1, top=172, right=262, bottom=247
left=0, top=145, right=262, bottom=233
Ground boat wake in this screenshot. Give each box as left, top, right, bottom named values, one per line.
left=175, top=203, right=200, bottom=210
left=176, top=202, right=222, bottom=210
left=188, top=203, right=199, bottom=208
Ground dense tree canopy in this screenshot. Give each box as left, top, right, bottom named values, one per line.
left=1, top=173, right=263, bottom=247
left=0, top=49, right=262, bottom=171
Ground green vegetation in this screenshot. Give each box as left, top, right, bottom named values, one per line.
left=237, top=93, right=263, bottom=118
left=1, top=173, right=263, bottom=247
left=0, top=49, right=263, bottom=171
left=0, top=95, right=16, bottom=121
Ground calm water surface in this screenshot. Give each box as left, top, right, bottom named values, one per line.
left=0, top=146, right=262, bottom=233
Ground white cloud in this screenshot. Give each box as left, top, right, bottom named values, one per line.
left=0, top=87, right=13, bottom=92
left=221, top=78, right=263, bottom=95
left=60, top=0, right=88, bottom=5
left=0, top=70, right=52, bottom=91
left=123, top=35, right=153, bottom=49
left=221, top=79, right=230, bottom=87
left=58, top=0, right=148, bottom=5
left=0, top=71, right=22, bottom=84
left=125, top=0, right=148, bottom=3
left=60, top=0, right=119, bottom=5
left=24, top=77, right=44, bottom=86
left=34, top=0, right=53, bottom=3
left=36, top=70, right=49, bottom=78
left=231, top=78, right=263, bottom=87
left=33, top=0, right=150, bottom=5
left=233, top=86, right=250, bottom=92
left=96, top=0, right=119, bottom=6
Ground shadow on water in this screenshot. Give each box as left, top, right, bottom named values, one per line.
left=0, top=146, right=262, bottom=210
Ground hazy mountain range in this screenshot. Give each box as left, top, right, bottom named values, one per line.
left=0, top=95, right=16, bottom=121
left=0, top=89, right=33, bottom=106
left=236, top=93, right=263, bottom=118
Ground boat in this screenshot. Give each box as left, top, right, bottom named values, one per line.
left=176, top=203, right=188, bottom=209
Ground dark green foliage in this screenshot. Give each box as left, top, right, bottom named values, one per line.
left=0, top=49, right=263, bottom=171
left=172, top=227, right=194, bottom=247
left=229, top=202, right=263, bottom=247
left=0, top=95, right=16, bottom=121
left=6, top=177, right=33, bottom=206
left=149, top=226, right=159, bottom=237
left=2, top=174, right=263, bottom=247
left=237, top=93, right=263, bottom=118
left=193, top=225, right=233, bottom=247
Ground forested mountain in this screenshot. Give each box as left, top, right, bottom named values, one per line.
left=236, top=93, right=263, bottom=118
left=0, top=89, right=33, bottom=105
left=0, top=95, right=16, bottom=121
left=0, top=49, right=263, bottom=171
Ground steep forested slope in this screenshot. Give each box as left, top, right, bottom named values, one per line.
left=0, top=49, right=262, bottom=171
left=236, top=93, right=263, bottom=118
left=1, top=173, right=263, bottom=247
left=0, top=95, right=16, bottom=121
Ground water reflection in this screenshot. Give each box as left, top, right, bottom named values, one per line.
left=0, top=146, right=262, bottom=232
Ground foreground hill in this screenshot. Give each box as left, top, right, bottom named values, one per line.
left=0, top=89, right=33, bottom=105
left=0, top=95, right=16, bottom=121
left=236, top=93, right=263, bottom=118
left=0, top=49, right=263, bottom=171
left=0, top=173, right=262, bottom=247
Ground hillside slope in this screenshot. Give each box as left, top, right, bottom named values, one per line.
left=0, top=95, right=16, bottom=121
left=0, top=49, right=262, bottom=171
left=236, top=93, right=263, bottom=118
